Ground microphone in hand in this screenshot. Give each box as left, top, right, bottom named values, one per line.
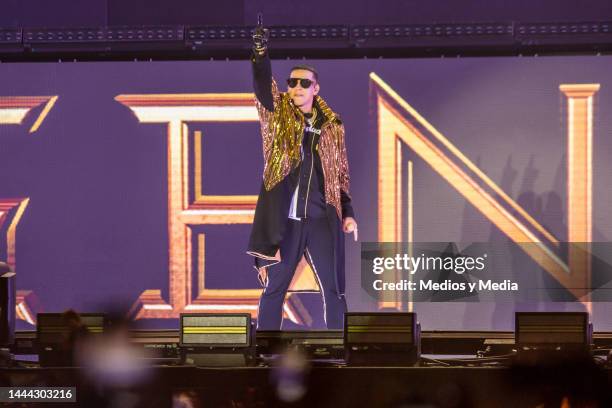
left=253, top=13, right=269, bottom=55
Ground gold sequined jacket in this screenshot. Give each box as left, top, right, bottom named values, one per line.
left=247, top=52, right=354, bottom=295
left=255, top=79, right=351, bottom=220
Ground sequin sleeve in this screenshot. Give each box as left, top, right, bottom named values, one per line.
left=338, top=123, right=350, bottom=193
left=338, top=123, right=355, bottom=219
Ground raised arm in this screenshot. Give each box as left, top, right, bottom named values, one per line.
left=251, top=25, right=275, bottom=111
left=251, top=24, right=282, bottom=160
left=251, top=51, right=274, bottom=112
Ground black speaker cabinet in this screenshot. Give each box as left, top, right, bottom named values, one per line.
left=37, top=313, right=105, bottom=367
left=515, top=312, right=592, bottom=364
left=344, top=312, right=420, bottom=366
left=0, top=263, right=15, bottom=347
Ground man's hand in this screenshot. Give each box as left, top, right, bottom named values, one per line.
left=343, top=217, right=358, bottom=241
left=252, top=26, right=269, bottom=55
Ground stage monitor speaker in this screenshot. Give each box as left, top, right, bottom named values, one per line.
left=179, top=313, right=255, bottom=367
left=37, top=312, right=105, bottom=367
left=0, top=263, right=16, bottom=347
left=256, top=330, right=344, bottom=360
left=344, top=312, right=420, bottom=366
left=515, top=312, right=592, bottom=363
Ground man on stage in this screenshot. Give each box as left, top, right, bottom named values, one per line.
left=247, top=25, right=358, bottom=330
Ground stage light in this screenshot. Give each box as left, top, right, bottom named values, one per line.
left=0, top=263, right=16, bottom=348
left=514, top=312, right=592, bottom=364
left=267, top=25, right=348, bottom=40
left=517, top=22, right=611, bottom=36
left=0, top=29, right=22, bottom=44
left=0, top=29, right=22, bottom=55
left=186, top=25, right=348, bottom=51
left=2, top=20, right=610, bottom=60
left=350, top=23, right=512, bottom=40
left=344, top=312, right=420, bottom=366
left=37, top=312, right=105, bottom=367
left=516, top=21, right=612, bottom=47
left=21, top=26, right=185, bottom=54
left=24, top=27, right=183, bottom=44
left=179, top=313, right=255, bottom=367
left=186, top=26, right=252, bottom=42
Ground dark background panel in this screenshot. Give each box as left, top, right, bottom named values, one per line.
left=1, top=1, right=612, bottom=28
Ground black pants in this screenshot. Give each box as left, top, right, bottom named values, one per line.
left=257, top=217, right=347, bottom=330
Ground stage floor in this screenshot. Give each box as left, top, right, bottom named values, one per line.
left=2, top=364, right=612, bottom=407
left=4, top=330, right=612, bottom=407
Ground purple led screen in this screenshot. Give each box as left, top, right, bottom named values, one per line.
left=1, top=56, right=612, bottom=331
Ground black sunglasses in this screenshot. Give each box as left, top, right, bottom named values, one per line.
left=287, top=78, right=314, bottom=88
